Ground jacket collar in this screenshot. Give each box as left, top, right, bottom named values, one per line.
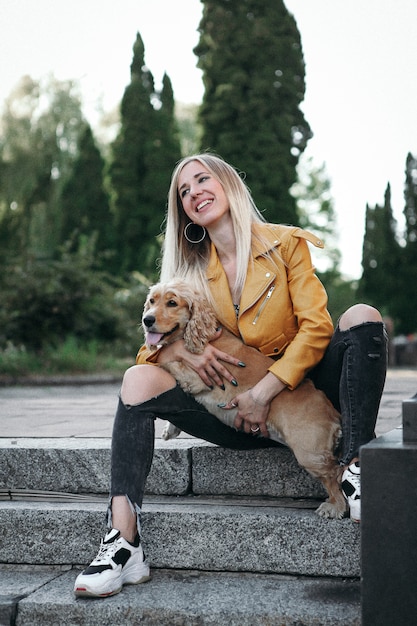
left=206, top=223, right=281, bottom=330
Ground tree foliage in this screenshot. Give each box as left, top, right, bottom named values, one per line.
left=60, top=124, right=113, bottom=259
left=195, top=0, right=311, bottom=224
left=108, top=34, right=181, bottom=276
left=357, top=184, right=404, bottom=329
left=0, top=241, right=126, bottom=351
left=6, top=25, right=417, bottom=363
left=291, top=155, right=341, bottom=274
left=0, top=75, right=85, bottom=260
left=396, top=153, right=417, bottom=333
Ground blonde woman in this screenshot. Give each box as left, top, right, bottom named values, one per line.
left=74, top=154, right=387, bottom=598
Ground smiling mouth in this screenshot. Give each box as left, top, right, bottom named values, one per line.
left=196, top=199, right=212, bottom=212
left=145, top=324, right=180, bottom=346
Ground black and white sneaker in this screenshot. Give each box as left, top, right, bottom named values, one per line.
left=341, top=461, right=361, bottom=522
left=74, top=528, right=150, bottom=598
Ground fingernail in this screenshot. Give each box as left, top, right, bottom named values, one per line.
left=219, top=384, right=225, bottom=390
left=238, top=361, right=246, bottom=368
left=217, top=402, right=226, bottom=408
left=231, top=379, right=238, bottom=387
left=207, top=385, right=214, bottom=390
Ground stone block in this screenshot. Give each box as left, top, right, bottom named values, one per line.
left=16, top=568, right=361, bottom=626
left=192, top=445, right=327, bottom=498
left=0, top=565, right=67, bottom=626
left=0, top=497, right=360, bottom=577
left=402, top=394, right=417, bottom=442
left=0, top=438, right=192, bottom=496
left=361, top=428, right=417, bottom=625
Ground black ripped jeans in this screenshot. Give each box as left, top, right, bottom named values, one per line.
left=109, top=321, right=387, bottom=522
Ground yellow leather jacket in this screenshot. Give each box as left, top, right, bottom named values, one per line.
left=137, top=223, right=333, bottom=390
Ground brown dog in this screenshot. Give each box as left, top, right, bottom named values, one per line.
left=142, top=279, right=346, bottom=519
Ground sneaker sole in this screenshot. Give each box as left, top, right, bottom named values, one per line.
left=74, top=572, right=151, bottom=598
left=74, top=585, right=123, bottom=598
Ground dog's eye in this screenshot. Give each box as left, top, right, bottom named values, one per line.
left=167, top=300, right=178, bottom=307
left=148, top=298, right=155, bottom=305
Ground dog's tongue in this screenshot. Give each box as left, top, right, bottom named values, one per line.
left=146, top=331, right=164, bottom=346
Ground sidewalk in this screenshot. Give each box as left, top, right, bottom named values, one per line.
left=0, top=367, right=416, bottom=439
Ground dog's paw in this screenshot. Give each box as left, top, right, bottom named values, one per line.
left=315, top=501, right=346, bottom=520
left=161, top=422, right=181, bottom=440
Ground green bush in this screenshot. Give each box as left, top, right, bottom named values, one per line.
left=0, top=243, right=150, bottom=360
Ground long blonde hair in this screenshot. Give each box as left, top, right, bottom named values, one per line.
left=160, top=153, right=266, bottom=308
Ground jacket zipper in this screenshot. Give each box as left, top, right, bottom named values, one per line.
left=252, top=285, right=275, bottom=325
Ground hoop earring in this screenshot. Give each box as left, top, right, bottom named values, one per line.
left=184, top=222, right=206, bottom=244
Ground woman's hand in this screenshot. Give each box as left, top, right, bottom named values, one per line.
left=230, top=388, right=271, bottom=437
left=223, top=372, right=287, bottom=438
left=157, top=330, right=244, bottom=389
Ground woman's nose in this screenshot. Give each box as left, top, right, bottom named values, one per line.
left=190, top=185, right=202, bottom=198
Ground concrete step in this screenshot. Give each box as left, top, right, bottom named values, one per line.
left=0, top=566, right=360, bottom=626
left=1, top=438, right=328, bottom=499
left=0, top=495, right=360, bottom=578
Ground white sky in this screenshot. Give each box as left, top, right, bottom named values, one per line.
left=1, top=0, right=416, bottom=278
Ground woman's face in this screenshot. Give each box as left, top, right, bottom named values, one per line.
left=178, top=160, right=230, bottom=229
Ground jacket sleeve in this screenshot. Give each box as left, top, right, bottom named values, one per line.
left=268, top=231, right=334, bottom=389
left=136, top=343, right=161, bottom=365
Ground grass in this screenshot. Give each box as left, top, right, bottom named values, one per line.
left=0, top=337, right=131, bottom=378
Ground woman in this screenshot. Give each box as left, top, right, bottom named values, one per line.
left=74, top=154, right=387, bottom=598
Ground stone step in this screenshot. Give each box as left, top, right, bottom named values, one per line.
left=1, top=438, right=328, bottom=499
left=0, top=566, right=361, bottom=626
left=0, top=496, right=360, bottom=578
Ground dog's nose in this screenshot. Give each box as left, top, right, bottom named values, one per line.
left=143, top=315, right=156, bottom=328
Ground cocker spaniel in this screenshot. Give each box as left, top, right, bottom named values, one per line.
left=142, top=279, right=345, bottom=519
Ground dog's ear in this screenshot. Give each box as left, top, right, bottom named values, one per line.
left=183, top=297, right=218, bottom=354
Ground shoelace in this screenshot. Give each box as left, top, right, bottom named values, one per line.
left=93, top=538, right=121, bottom=564
left=347, top=471, right=361, bottom=494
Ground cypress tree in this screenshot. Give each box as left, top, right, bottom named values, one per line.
left=358, top=184, right=402, bottom=320
left=398, top=153, right=417, bottom=332
left=141, top=73, right=182, bottom=271
left=109, top=35, right=181, bottom=277
left=60, top=124, right=112, bottom=259
left=109, top=33, right=157, bottom=275
left=194, top=0, right=310, bottom=224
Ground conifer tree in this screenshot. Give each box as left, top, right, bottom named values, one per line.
left=194, top=0, right=310, bottom=224
left=109, top=34, right=181, bottom=277
left=141, top=73, right=182, bottom=269
left=60, top=124, right=112, bottom=260
left=398, top=153, right=417, bottom=332
left=358, top=184, right=401, bottom=320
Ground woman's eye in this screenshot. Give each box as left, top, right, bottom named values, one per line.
left=199, top=176, right=209, bottom=183
left=181, top=188, right=189, bottom=198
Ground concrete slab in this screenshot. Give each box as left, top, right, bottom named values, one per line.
left=0, top=437, right=195, bottom=496
left=0, top=565, right=69, bottom=626
left=0, top=368, right=415, bottom=439
left=1, top=437, right=329, bottom=499
left=15, top=568, right=360, bottom=626
left=0, top=496, right=360, bottom=577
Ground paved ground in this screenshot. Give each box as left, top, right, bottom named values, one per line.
left=0, top=367, right=416, bottom=439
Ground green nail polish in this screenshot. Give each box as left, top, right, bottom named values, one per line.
left=217, top=402, right=226, bottom=408
left=238, top=361, right=246, bottom=367
left=231, top=379, right=238, bottom=387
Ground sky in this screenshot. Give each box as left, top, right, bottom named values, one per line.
left=1, top=0, right=417, bottom=278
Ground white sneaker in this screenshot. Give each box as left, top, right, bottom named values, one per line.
left=341, top=461, right=361, bottom=522
left=74, top=528, right=150, bottom=598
